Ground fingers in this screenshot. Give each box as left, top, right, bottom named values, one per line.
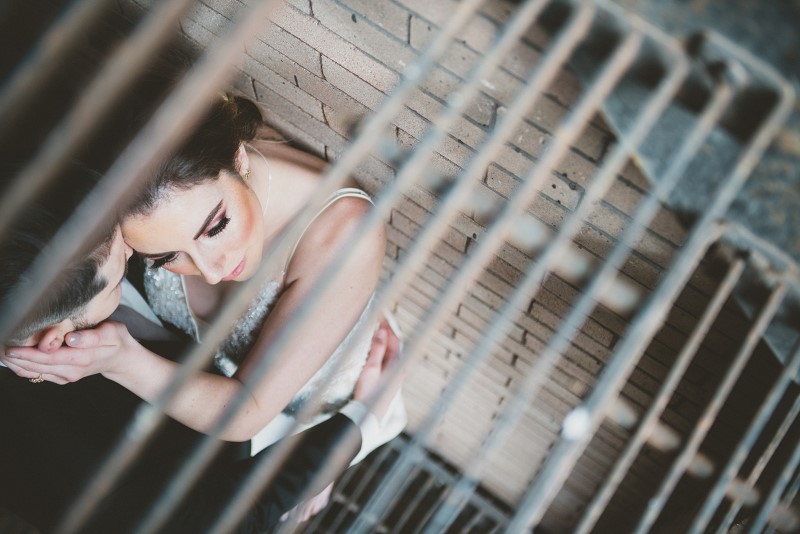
left=0, top=358, right=68, bottom=384
left=5, top=344, right=93, bottom=367
left=365, top=325, right=388, bottom=366
left=2, top=349, right=90, bottom=383
left=4, top=346, right=62, bottom=365
left=65, top=321, right=122, bottom=348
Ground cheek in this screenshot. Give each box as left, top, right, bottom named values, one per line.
left=234, top=200, right=262, bottom=250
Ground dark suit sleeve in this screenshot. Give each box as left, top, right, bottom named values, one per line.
left=164, top=414, right=362, bottom=534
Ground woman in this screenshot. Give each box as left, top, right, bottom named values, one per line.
left=5, top=94, right=406, bottom=457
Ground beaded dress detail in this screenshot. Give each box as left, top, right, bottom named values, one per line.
left=143, top=188, right=375, bottom=417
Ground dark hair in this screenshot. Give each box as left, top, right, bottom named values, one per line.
left=0, top=164, right=116, bottom=345
left=123, top=94, right=263, bottom=218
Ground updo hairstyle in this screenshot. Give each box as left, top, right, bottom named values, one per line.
left=124, top=93, right=263, bottom=219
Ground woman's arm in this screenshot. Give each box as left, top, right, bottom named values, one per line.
left=229, top=195, right=386, bottom=440
left=2, top=196, right=386, bottom=441
left=1, top=322, right=257, bottom=440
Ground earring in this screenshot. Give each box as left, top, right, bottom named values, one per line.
left=243, top=169, right=251, bottom=181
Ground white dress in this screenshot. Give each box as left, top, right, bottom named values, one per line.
left=143, top=188, right=403, bottom=456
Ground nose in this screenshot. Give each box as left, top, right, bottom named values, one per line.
left=193, top=254, right=224, bottom=285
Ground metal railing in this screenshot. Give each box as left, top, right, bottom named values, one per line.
left=1, top=0, right=797, bottom=532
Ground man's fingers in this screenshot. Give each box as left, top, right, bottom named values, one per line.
left=367, top=326, right=388, bottom=361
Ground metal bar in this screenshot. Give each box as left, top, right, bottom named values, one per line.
left=765, top=460, right=800, bottom=534
left=689, top=333, right=800, bottom=532
left=326, top=446, right=398, bottom=531
left=3, top=1, right=791, bottom=532
left=360, top=4, right=692, bottom=528
left=718, top=379, right=800, bottom=531
left=507, top=26, right=796, bottom=530
left=51, top=1, right=304, bottom=530
left=355, top=4, right=635, bottom=529
left=504, top=206, right=725, bottom=531
left=632, top=281, right=788, bottom=534
left=0, top=0, right=113, bottom=127
left=746, top=429, right=800, bottom=533
left=463, top=509, right=488, bottom=533
left=0, top=0, right=198, bottom=249
left=574, top=256, right=747, bottom=534
left=303, top=0, right=579, bottom=362
left=395, top=472, right=438, bottom=533
left=195, top=2, right=500, bottom=529
left=417, top=29, right=650, bottom=534
left=413, top=481, right=451, bottom=534
left=197, top=2, right=600, bottom=532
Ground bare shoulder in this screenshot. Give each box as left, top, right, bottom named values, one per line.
left=305, top=195, right=380, bottom=251
left=288, top=194, right=386, bottom=281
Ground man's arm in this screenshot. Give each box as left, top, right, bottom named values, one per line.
left=89, top=320, right=402, bottom=533
left=169, top=413, right=362, bottom=533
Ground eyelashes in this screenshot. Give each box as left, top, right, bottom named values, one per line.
left=147, top=215, right=231, bottom=270
left=148, top=253, right=178, bottom=270
left=207, top=215, right=230, bottom=237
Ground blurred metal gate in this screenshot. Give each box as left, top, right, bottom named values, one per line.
left=1, top=0, right=797, bottom=532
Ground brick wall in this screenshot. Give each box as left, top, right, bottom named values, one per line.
left=111, top=0, right=775, bottom=530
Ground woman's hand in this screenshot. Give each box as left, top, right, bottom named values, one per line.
left=1, top=321, right=138, bottom=384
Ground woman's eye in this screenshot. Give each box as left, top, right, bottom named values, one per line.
left=148, top=253, right=178, bottom=270
left=207, top=215, right=230, bottom=238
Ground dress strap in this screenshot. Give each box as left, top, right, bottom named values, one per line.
left=285, top=188, right=373, bottom=270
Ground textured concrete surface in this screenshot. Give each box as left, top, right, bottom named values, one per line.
left=620, top=0, right=800, bottom=267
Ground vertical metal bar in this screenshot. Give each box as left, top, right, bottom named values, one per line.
left=508, top=29, right=795, bottom=530
left=53, top=1, right=302, bottom=531
left=323, top=0, right=583, bottom=342
left=0, top=0, right=198, bottom=243
left=362, top=8, right=648, bottom=528
left=0, top=0, right=113, bottom=126
left=632, top=282, right=788, bottom=534
left=463, top=509, right=488, bottom=533
left=193, top=2, right=503, bottom=528
left=689, top=334, right=800, bottom=532
left=395, top=473, right=438, bottom=533
left=432, top=32, right=730, bottom=532
left=505, top=220, right=725, bottom=532
left=746, top=430, right=800, bottom=533
left=356, top=11, right=685, bottom=532
left=574, top=256, right=747, bottom=534
left=326, top=446, right=398, bottom=531
left=718, top=389, right=800, bottom=531
left=413, top=482, right=451, bottom=534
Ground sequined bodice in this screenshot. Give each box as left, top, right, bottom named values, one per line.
left=142, top=188, right=376, bottom=417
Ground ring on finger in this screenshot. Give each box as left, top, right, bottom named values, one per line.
left=29, top=374, right=45, bottom=384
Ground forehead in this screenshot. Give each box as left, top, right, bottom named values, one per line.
left=122, top=176, right=238, bottom=250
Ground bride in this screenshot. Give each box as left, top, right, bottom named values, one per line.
left=6, top=94, right=406, bottom=458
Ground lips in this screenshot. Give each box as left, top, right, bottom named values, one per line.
left=223, top=258, right=246, bottom=281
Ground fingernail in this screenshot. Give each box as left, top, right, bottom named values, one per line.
left=6, top=352, right=19, bottom=359
left=67, top=333, right=81, bottom=345
left=375, top=329, right=387, bottom=342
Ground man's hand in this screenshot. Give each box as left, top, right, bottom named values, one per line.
left=2, top=321, right=137, bottom=384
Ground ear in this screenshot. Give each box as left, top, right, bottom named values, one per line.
left=234, top=143, right=250, bottom=176
left=35, top=321, right=71, bottom=353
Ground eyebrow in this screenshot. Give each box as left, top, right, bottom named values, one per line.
left=194, top=200, right=224, bottom=240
